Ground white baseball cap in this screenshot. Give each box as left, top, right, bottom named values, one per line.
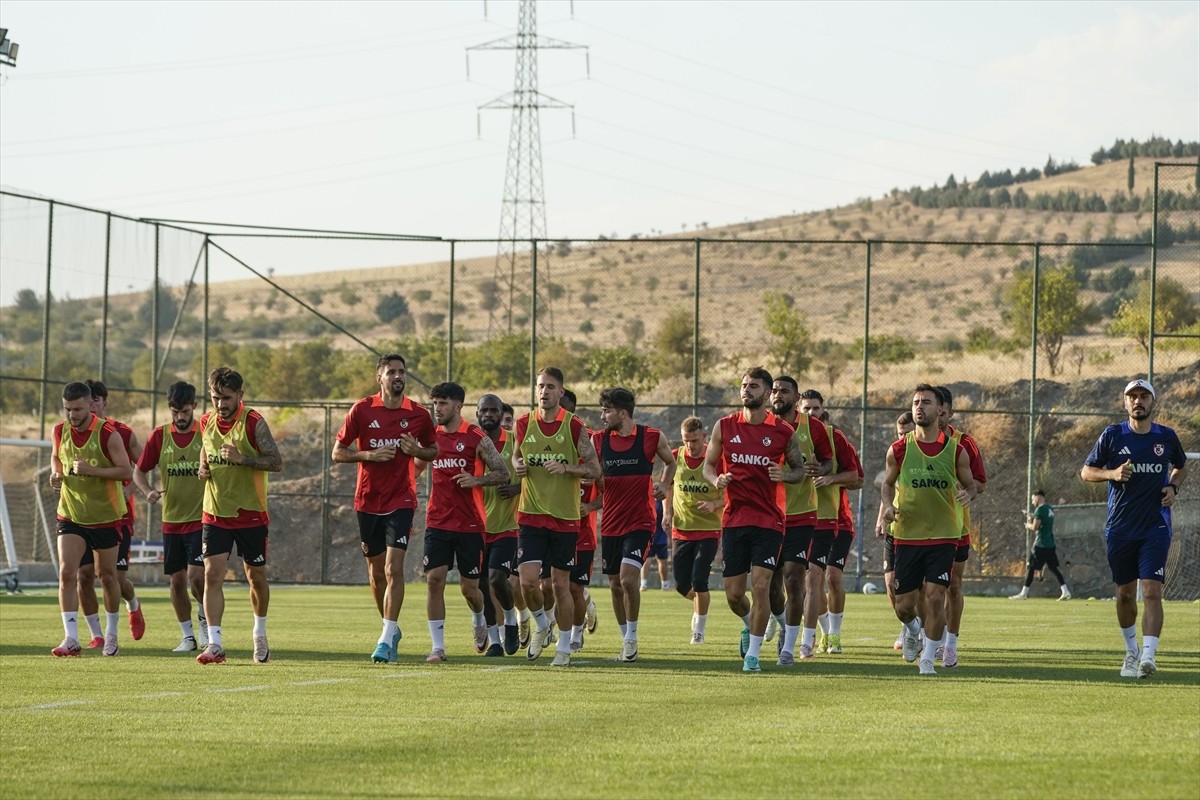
left=1123, top=379, right=1155, bottom=397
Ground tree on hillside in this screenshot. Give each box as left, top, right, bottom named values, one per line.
left=1128, top=155, right=1135, bottom=192
left=375, top=292, right=409, bottom=324
left=1005, top=265, right=1090, bottom=375
left=762, top=291, right=812, bottom=375
left=652, top=309, right=716, bottom=380
left=14, top=288, right=40, bottom=313
left=1108, top=276, right=1199, bottom=353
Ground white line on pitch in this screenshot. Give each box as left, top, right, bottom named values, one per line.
left=210, top=685, right=271, bottom=693
left=289, top=678, right=352, bottom=686
left=376, top=670, right=435, bottom=679
left=479, top=665, right=521, bottom=672
left=19, top=699, right=95, bottom=711
left=133, top=691, right=186, bottom=699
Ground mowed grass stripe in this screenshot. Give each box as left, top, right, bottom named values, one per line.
left=1, top=586, right=1197, bottom=799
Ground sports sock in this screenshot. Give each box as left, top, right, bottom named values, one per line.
left=488, top=625, right=501, bottom=645
left=691, top=613, right=698, bottom=633
left=695, top=614, right=708, bottom=635
left=252, top=615, right=267, bottom=637
left=62, top=611, right=78, bottom=641
left=626, top=620, right=639, bottom=640
left=531, top=607, right=548, bottom=630
left=583, top=588, right=591, bottom=603
left=1121, top=624, right=1138, bottom=656
left=616, top=622, right=626, bottom=638
left=379, top=619, right=399, bottom=646
left=180, top=619, right=195, bottom=639
left=830, top=612, right=844, bottom=635
left=126, top=595, right=140, bottom=613
left=85, top=613, right=102, bottom=638
left=773, top=612, right=786, bottom=633
left=783, top=625, right=800, bottom=655
left=557, top=630, right=571, bottom=654
left=471, top=610, right=486, bottom=627
left=747, top=634, right=764, bottom=659
left=801, top=627, right=816, bottom=649
left=946, top=632, right=959, bottom=649
left=921, top=636, right=939, bottom=663
left=817, top=611, right=830, bottom=635
left=571, top=624, right=584, bottom=644
left=104, top=611, right=119, bottom=636
left=1142, top=635, right=1159, bottom=660
left=503, top=608, right=518, bottom=626
left=740, top=613, right=751, bottom=627
left=428, top=620, right=445, bottom=651
left=519, top=607, right=531, bottom=623
left=904, top=618, right=920, bottom=635
left=208, top=625, right=222, bottom=647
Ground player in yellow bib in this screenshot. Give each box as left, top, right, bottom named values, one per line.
left=49, top=381, right=133, bottom=657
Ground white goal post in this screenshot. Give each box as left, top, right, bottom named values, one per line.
left=0, top=438, right=56, bottom=588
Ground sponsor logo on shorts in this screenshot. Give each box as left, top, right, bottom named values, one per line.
left=501, top=560, right=511, bottom=570
left=764, top=556, right=776, bottom=566
left=398, top=535, right=407, bottom=546
left=116, top=558, right=127, bottom=568
left=936, top=572, right=949, bottom=581
left=361, top=542, right=370, bottom=555
left=422, top=555, right=430, bottom=566
left=631, top=549, right=642, bottom=558
left=249, top=554, right=264, bottom=564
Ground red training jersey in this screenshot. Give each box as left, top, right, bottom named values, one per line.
left=834, top=430, right=863, bottom=535
left=578, top=481, right=599, bottom=551
left=336, top=395, right=436, bottom=515
left=593, top=425, right=660, bottom=537
left=138, top=424, right=202, bottom=534
left=719, top=410, right=794, bottom=533
left=424, top=420, right=488, bottom=533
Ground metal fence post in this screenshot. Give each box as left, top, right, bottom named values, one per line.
left=1025, top=244, right=1041, bottom=556
left=100, top=212, right=112, bottom=381
left=855, top=241, right=873, bottom=591
left=693, top=238, right=701, bottom=415
left=448, top=241, right=456, bottom=381
left=202, top=236, right=209, bottom=403
left=37, top=200, right=54, bottom=440
left=321, top=405, right=331, bottom=584
left=1149, top=164, right=1159, bottom=383
left=529, top=241, right=538, bottom=408
left=151, top=224, right=160, bottom=429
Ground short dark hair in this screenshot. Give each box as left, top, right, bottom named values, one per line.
left=562, top=389, right=577, bottom=409
left=1033, top=489, right=1045, bottom=498
left=376, top=353, right=405, bottom=371
left=896, top=411, right=914, bottom=426
left=819, top=410, right=831, bottom=423
left=799, top=388, right=824, bottom=403
left=743, top=366, right=772, bottom=385
left=934, top=385, right=953, bottom=408
left=167, top=381, right=196, bottom=407
left=85, top=379, right=108, bottom=400
left=62, top=381, right=92, bottom=402
left=599, top=387, right=635, bottom=416
left=537, top=366, right=565, bottom=386
left=430, top=382, right=465, bottom=403
left=501, top=403, right=514, bottom=417
left=914, top=383, right=939, bottom=401
left=209, top=367, right=244, bottom=393
left=774, top=375, right=798, bottom=392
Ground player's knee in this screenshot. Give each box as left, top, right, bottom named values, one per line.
left=59, top=563, right=78, bottom=584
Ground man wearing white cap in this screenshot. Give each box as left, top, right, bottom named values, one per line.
left=1081, top=379, right=1187, bottom=679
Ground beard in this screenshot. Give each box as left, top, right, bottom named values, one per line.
left=479, top=417, right=500, bottom=433
left=771, top=400, right=793, bottom=417
left=743, top=395, right=764, bottom=410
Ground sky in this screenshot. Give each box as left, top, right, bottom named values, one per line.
left=1, top=0, right=1197, bottom=248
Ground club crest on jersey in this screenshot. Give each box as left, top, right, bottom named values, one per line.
left=400, top=419, right=409, bottom=428
left=555, top=433, right=565, bottom=443
left=456, top=441, right=465, bottom=452
left=762, top=437, right=772, bottom=447
left=1154, top=444, right=1165, bottom=456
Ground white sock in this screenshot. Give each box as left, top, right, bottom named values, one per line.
left=946, top=632, right=959, bottom=649
left=197, top=611, right=207, bottom=630
left=626, top=620, right=639, bottom=640
left=1061, top=584, right=1070, bottom=594
left=1142, top=635, right=1159, bottom=660
left=208, top=625, right=222, bottom=647
left=126, top=595, right=139, bottom=613
left=695, top=614, right=708, bottom=635
left=62, top=611, right=78, bottom=641
left=428, top=619, right=445, bottom=651
left=817, top=611, right=830, bottom=635
left=1121, top=625, right=1139, bottom=656
left=1020, top=586, right=1029, bottom=597
left=618, top=622, right=628, bottom=638
left=740, top=613, right=751, bottom=628
left=773, top=612, right=786, bottom=631
left=519, top=607, right=531, bottom=623
left=252, top=615, right=267, bottom=637
left=801, top=627, right=816, bottom=648
left=180, top=619, right=195, bottom=639
left=583, top=588, right=592, bottom=603
left=471, top=610, right=486, bottom=627
left=571, top=624, right=584, bottom=644
left=379, top=619, right=399, bottom=645
left=503, top=608, right=518, bottom=626
left=531, top=607, right=548, bottom=630
left=105, top=611, right=119, bottom=636
left=783, top=625, right=800, bottom=655
left=921, top=635, right=939, bottom=663
left=747, top=634, right=764, bottom=659
left=830, top=612, right=843, bottom=635
left=85, top=613, right=102, bottom=638
left=488, top=625, right=501, bottom=645
left=557, top=630, right=572, bottom=653
left=904, top=618, right=920, bottom=635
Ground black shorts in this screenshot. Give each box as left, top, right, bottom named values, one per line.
left=892, top=542, right=956, bottom=595
left=722, top=526, right=783, bottom=578
left=486, top=537, right=519, bottom=576
left=883, top=534, right=895, bottom=573
left=807, top=529, right=835, bottom=570
left=955, top=539, right=971, bottom=564
left=828, top=530, right=854, bottom=571
left=164, top=531, right=203, bottom=574
left=782, top=524, right=816, bottom=565
left=673, top=538, right=719, bottom=595
left=648, top=529, right=670, bottom=560
left=77, top=523, right=131, bottom=570
left=59, top=519, right=120, bottom=554
left=571, top=549, right=595, bottom=586
left=600, top=530, right=653, bottom=575
left=423, top=528, right=484, bottom=579
left=517, top=525, right=577, bottom=572
left=1029, top=546, right=1060, bottom=571
left=358, top=508, right=414, bottom=558
left=203, top=524, right=269, bottom=567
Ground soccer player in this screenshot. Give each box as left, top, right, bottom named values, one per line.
left=661, top=416, right=724, bottom=644
left=933, top=385, right=987, bottom=669
left=878, top=384, right=976, bottom=676
left=594, top=387, right=676, bottom=662
left=501, top=401, right=532, bottom=646
left=332, top=354, right=436, bottom=663
left=420, top=382, right=510, bottom=662
left=133, top=381, right=207, bottom=652
left=76, top=379, right=145, bottom=647
left=513, top=367, right=601, bottom=667
left=195, top=367, right=283, bottom=665
left=562, top=388, right=601, bottom=653
left=1011, top=490, right=1070, bottom=601
left=876, top=411, right=914, bottom=651
left=1081, top=379, right=1187, bottom=678
left=702, top=367, right=808, bottom=674
left=641, top=501, right=672, bottom=591
left=765, top=378, right=833, bottom=664
left=49, top=381, right=133, bottom=657
left=813, top=410, right=864, bottom=655
left=477, top=394, right=522, bottom=656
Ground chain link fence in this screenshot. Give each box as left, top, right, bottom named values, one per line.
left=2, top=162, right=1197, bottom=596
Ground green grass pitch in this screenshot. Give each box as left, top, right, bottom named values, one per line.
left=1, top=584, right=1197, bottom=799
